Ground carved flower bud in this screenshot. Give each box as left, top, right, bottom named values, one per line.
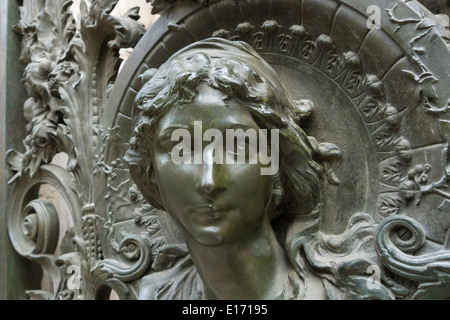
left=400, top=179, right=418, bottom=202
left=236, top=22, right=254, bottom=34
left=317, top=35, right=335, bottom=51
left=289, top=25, right=306, bottom=38
left=133, top=210, right=142, bottom=224
left=366, top=75, right=383, bottom=95
left=419, top=174, right=429, bottom=185
left=344, top=51, right=361, bottom=70
left=261, top=20, right=280, bottom=33
left=415, top=164, right=431, bottom=185
left=385, top=105, right=401, bottom=129
left=415, top=164, right=424, bottom=174
left=395, top=137, right=412, bottom=163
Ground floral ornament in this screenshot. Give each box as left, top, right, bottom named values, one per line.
left=403, top=70, right=442, bottom=113
left=7, top=0, right=145, bottom=202
left=399, top=164, right=431, bottom=203
left=387, top=3, right=449, bottom=114
left=6, top=0, right=147, bottom=301
left=399, top=163, right=450, bottom=206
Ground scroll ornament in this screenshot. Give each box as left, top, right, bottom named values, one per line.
left=6, top=0, right=151, bottom=300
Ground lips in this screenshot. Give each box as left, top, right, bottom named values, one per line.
left=192, top=205, right=226, bottom=221
left=198, top=204, right=220, bottom=211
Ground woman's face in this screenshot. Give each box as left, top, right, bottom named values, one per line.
left=151, top=83, right=275, bottom=246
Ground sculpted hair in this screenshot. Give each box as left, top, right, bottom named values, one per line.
left=124, top=40, right=330, bottom=221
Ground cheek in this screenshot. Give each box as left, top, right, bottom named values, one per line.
left=152, top=155, right=192, bottom=201
left=229, top=165, right=273, bottom=205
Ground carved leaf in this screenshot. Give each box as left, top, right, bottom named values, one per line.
left=106, top=7, right=145, bottom=49
left=379, top=194, right=403, bottom=216
left=417, top=17, right=435, bottom=30
left=382, top=164, right=402, bottom=182
left=5, top=150, right=25, bottom=183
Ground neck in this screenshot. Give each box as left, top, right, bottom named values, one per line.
left=185, top=217, right=292, bottom=300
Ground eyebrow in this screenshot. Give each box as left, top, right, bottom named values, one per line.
left=222, top=123, right=257, bottom=132
left=158, top=124, right=191, bottom=140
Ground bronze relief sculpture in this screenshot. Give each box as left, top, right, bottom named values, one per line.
left=4, top=0, right=450, bottom=300
left=124, top=38, right=398, bottom=299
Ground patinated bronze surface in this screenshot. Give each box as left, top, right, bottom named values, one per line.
left=3, top=0, right=450, bottom=300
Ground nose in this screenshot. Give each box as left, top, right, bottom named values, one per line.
left=196, top=148, right=227, bottom=199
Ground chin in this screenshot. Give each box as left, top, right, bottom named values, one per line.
left=190, top=226, right=229, bottom=247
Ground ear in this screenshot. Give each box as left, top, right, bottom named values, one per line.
left=267, top=173, right=284, bottom=220
left=139, top=163, right=165, bottom=211
left=272, top=173, right=284, bottom=206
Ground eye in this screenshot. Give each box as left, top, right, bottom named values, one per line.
left=225, top=137, right=255, bottom=163
left=169, top=143, right=193, bottom=157
left=235, top=140, right=250, bottom=155
left=159, top=139, right=176, bottom=152
left=160, top=136, right=194, bottom=158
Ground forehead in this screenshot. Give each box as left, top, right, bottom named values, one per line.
left=155, top=84, right=260, bottom=132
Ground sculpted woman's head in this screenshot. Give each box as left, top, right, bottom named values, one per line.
left=124, top=38, right=399, bottom=300
left=124, top=38, right=329, bottom=247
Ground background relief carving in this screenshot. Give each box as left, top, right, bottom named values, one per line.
left=3, top=0, right=450, bottom=300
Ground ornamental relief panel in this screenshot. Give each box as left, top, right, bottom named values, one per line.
left=5, top=0, right=450, bottom=300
